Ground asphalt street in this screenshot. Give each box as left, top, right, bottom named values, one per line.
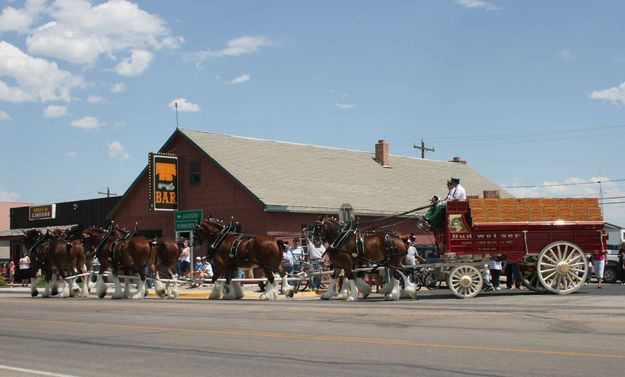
left=0, top=284, right=624, bottom=377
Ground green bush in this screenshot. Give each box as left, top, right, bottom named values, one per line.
left=0, top=276, right=6, bottom=287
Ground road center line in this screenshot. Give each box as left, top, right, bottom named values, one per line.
left=4, top=315, right=625, bottom=360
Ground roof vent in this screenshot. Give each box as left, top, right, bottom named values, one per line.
left=374, top=139, right=390, bottom=167
left=449, top=156, right=467, bottom=164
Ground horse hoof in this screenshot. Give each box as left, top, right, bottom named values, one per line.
left=31, top=290, right=38, bottom=297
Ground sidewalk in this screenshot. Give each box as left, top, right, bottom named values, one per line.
left=0, top=283, right=319, bottom=299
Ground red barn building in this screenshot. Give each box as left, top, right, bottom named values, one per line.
left=110, top=128, right=510, bottom=255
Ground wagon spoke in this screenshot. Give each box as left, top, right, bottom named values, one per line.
left=543, top=254, right=558, bottom=265
left=542, top=270, right=557, bottom=281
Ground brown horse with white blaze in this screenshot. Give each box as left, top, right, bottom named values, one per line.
left=312, top=216, right=416, bottom=301
left=193, top=217, right=293, bottom=300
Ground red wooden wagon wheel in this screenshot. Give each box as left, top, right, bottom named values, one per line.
left=536, top=241, right=588, bottom=295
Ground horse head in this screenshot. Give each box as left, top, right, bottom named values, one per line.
left=312, top=216, right=342, bottom=243
left=193, top=217, right=224, bottom=246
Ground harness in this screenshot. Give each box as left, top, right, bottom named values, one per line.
left=210, top=222, right=235, bottom=250
left=229, top=235, right=244, bottom=258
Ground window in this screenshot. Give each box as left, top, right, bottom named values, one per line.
left=189, top=161, right=200, bottom=186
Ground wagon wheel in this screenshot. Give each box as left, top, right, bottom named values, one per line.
left=518, top=261, right=547, bottom=293
left=447, top=265, right=483, bottom=299
left=537, top=241, right=588, bottom=295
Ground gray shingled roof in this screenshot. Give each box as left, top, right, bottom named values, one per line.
left=180, top=129, right=511, bottom=216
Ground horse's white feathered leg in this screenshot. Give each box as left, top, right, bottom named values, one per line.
left=96, top=274, right=107, bottom=299
left=208, top=281, right=222, bottom=300
left=398, top=270, right=417, bottom=299
left=30, top=277, right=39, bottom=297
left=154, top=272, right=166, bottom=298
left=60, top=278, right=70, bottom=298
left=111, top=275, right=124, bottom=299
left=281, top=275, right=294, bottom=300
left=233, top=281, right=244, bottom=299
left=260, top=280, right=278, bottom=300
left=355, top=277, right=371, bottom=299
left=335, top=277, right=349, bottom=300
left=169, top=273, right=180, bottom=299
left=320, top=277, right=338, bottom=300
left=385, top=277, right=401, bottom=301
left=347, top=279, right=359, bottom=302
left=131, top=276, right=145, bottom=300
left=42, top=278, right=52, bottom=298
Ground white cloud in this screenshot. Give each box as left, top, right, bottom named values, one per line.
left=25, top=0, right=181, bottom=72
left=184, top=35, right=273, bottom=66
left=66, top=150, right=77, bottom=158
left=0, top=190, right=20, bottom=201
left=71, top=116, right=102, bottom=129
left=590, top=82, right=625, bottom=105
left=228, top=74, right=250, bottom=85
left=107, top=140, right=129, bottom=160
left=168, top=98, right=200, bottom=112
left=557, top=49, right=574, bottom=60
left=0, top=110, right=10, bottom=120
left=111, top=82, right=126, bottom=93
left=115, top=49, right=153, bottom=76
left=0, top=0, right=46, bottom=34
left=335, top=103, right=356, bottom=109
left=456, top=0, right=501, bottom=11
left=0, top=41, right=85, bottom=103
left=43, top=105, right=68, bottom=118
left=87, top=95, right=104, bottom=103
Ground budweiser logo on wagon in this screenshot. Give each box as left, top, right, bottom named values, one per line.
left=148, top=153, right=179, bottom=211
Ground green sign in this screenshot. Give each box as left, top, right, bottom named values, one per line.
left=174, top=209, right=203, bottom=232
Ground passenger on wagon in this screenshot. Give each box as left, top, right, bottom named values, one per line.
left=446, top=177, right=466, bottom=200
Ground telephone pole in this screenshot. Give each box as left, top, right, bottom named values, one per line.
left=98, top=187, right=117, bottom=198
left=413, top=139, right=435, bottom=159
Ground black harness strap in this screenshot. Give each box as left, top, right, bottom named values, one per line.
left=210, top=222, right=234, bottom=250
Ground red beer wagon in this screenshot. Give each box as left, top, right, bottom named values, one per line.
left=429, top=198, right=606, bottom=298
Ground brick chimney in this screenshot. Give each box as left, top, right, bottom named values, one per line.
left=374, top=139, right=390, bottom=166
left=449, top=156, right=467, bottom=164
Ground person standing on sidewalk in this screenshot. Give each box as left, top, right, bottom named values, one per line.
left=592, top=250, right=607, bottom=289
left=618, top=242, right=625, bottom=285
left=18, top=252, right=31, bottom=287
left=305, top=234, right=325, bottom=292
left=9, top=261, right=15, bottom=286
left=488, top=255, right=503, bottom=291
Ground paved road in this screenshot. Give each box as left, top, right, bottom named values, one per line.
left=0, top=285, right=624, bottom=377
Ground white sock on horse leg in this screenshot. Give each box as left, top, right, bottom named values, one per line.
left=336, top=277, right=349, bottom=300
left=355, top=277, right=371, bottom=299
left=347, top=279, right=359, bottom=301
left=321, top=277, right=337, bottom=300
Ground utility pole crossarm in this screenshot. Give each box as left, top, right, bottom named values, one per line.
left=98, top=187, right=117, bottom=198
left=413, top=139, right=435, bottom=159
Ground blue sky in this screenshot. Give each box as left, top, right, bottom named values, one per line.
left=2, top=0, right=625, bottom=226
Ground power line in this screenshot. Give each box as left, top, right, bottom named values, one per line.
left=502, top=178, right=625, bottom=189
left=388, top=124, right=625, bottom=151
